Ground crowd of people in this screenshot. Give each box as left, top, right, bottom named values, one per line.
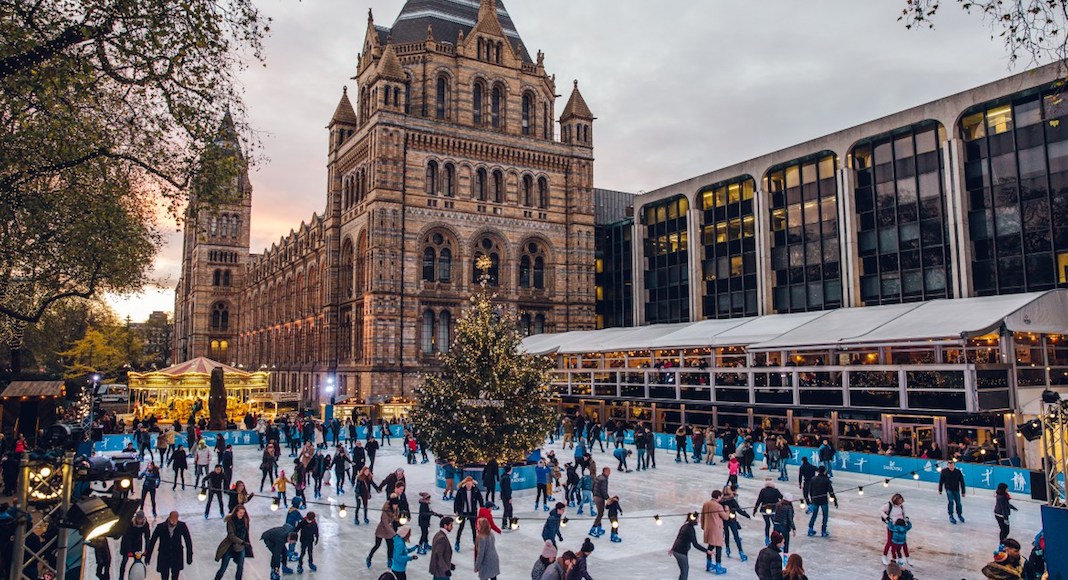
left=0, top=411, right=1052, bottom=580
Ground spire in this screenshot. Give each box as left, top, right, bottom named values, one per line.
left=560, top=80, right=594, bottom=121
left=327, top=86, right=357, bottom=128
left=471, top=0, right=505, bottom=38
left=374, top=43, right=408, bottom=83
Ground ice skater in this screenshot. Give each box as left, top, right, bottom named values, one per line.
left=806, top=466, right=836, bottom=537
left=772, top=495, right=796, bottom=555
left=699, top=490, right=729, bottom=575
left=753, top=478, right=784, bottom=546
left=612, top=446, right=632, bottom=472
left=606, top=496, right=623, bottom=542
left=938, top=459, right=966, bottom=524
left=294, top=512, right=318, bottom=573
left=726, top=454, right=740, bottom=491
left=719, top=486, right=749, bottom=561
left=886, top=516, right=912, bottom=568
left=880, top=494, right=908, bottom=564
left=994, top=482, right=1018, bottom=544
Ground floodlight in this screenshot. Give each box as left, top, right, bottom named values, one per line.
left=1042, top=389, right=1062, bottom=404
left=66, top=497, right=119, bottom=541
left=1017, top=418, right=1044, bottom=442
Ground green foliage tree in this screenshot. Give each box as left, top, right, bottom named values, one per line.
left=0, top=0, right=271, bottom=369
left=900, top=0, right=1068, bottom=65
left=57, top=327, right=126, bottom=378
left=1, top=297, right=115, bottom=374
left=411, top=259, right=557, bottom=465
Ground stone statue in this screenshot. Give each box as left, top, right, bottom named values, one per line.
left=208, top=367, right=227, bottom=430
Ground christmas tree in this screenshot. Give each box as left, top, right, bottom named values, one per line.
left=411, top=257, right=556, bottom=465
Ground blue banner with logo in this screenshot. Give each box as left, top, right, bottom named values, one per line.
left=96, top=424, right=407, bottom=453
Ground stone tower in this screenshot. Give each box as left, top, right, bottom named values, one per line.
left=173, top=113, right=253, bottom=364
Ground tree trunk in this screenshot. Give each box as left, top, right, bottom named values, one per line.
left=8, top=345, right=21, bottom=375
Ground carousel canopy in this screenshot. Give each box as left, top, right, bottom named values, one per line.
left=152, top=357, right=251, bottom=376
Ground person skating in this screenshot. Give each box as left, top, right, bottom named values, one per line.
left=118, top=511, right=151, bottom=580
left=994, top=482, right=1018, bottom=544
left=590, top=467, right=610, bottom=538
left=294, top=512, right=318, bottom=573
left=692, top=428, right=705, bottom=463
left=634, top=427, right=647, bottom=471
left=776, top=437, right=791, bottom=481
left=331, top=447, right=350, bottom=495
left=440, top=460, right=456, bottom=501
left=674, top=426, right=689, bottom=463
left=417, top=492, right=436, bottom=554
left=354, top=467, right=373, bottom=525
left=533, top=540, right=558, bottom=579
left=612, top=446, right=632, bottom=473
left=543, top=502, right=566, bottom=547
left=817, top=439, right=835, bottom=477
left=146, top=511, right=194, bottom=580
left=577, top=469, right=593, bottom=515
left=981, top=538, right=1037, bottom=580
left=670, top=515, right=714, bottom=580
left=366, top=437, right=380, bottom=472
left=473, top=517, right=500, bottom=580
left=805, top=466, right=836, bottom=537
left=938, top=459, right=967, bottom=524
left=700, top=490, right=730, bottom=575
left=90, top=535, right=111, bottom=580
left=726, top=454, right=740, bottom=492
left=567, top=538, right=595, bottom=580
left=212, top=505, right=252, bottom=580
left=428, top=517, right=456, bottom=580
left=754, top=531, right=785, bottom=580
left=880, top=494, right=908, bottom=565
left=564, top=462, right=580, bottom=507
left=226, top=480, right=255, bottom=513
left=886, top=516, right=912, bottom=568
left=797, top=457, right=816, bottom=514
left=605, top=496, right=623, bottom=543
left=772, top=495, right=796, bottom=556
left=499, top=464, right=514, bottom=532
left=482, top=458, right=499, bottom=509
left=193, top=439, right=212, bottom=488
left=389, top=525, right=419, bottom=580
left=283, top=497, right=303, bottom=563
left=645, top=428, right=658, bottom=469
left=782, top=553, right=808, bottom=580
left=168, top=444, right=188, bottom=491
left=259, top=523, right=295, bottom=580
left=258, top=445, right=276, bottom=493
left=453, top=476, right=484, bottom=552
left=753, top=478, right=784, bottom=546
left=720, top=486, right=750, bottom=561
left=202, top=464, right=227, bottom=519
left=882, top=560, right=915, bottom=580
left=366, top=495, right=398, bottom=569
left=535, top=459, right=552, bottom=511
left=138, top=462, right=161, bottom=518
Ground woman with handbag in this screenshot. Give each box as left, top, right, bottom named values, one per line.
left=214, top=505, right=253, bottom=580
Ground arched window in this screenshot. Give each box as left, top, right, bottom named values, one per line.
left=404, top=76, right=412, bottom=114
left=475, top=168, right=488, bottom=201
left=393, top=86, right=400, bottom=108
left=534, top=257, right=545, bottom=289
left=519, top=256, right=531, bottom=288
left=209, top=215, right=218, bottom=236
left=426, top=161, right=438, bottom=195
left=223, top=270, right=232, bottom=287
left=437, top=310, right=451, bottom=353
left=436, top=76, right=448, bottom=120
left=519, top=313, right=532, bottom=336
left=213, top=269, right=222, bottom=286
left=534, top=314, right=546, bottom=334
left=473, top=82, right=483, bottom=125
left=522, top=174, right=534, bottom=207
left=473, top=237, right=501, bottom=286
left=522, top=93, right=533, bottom=135
left=341, top=238, right=354, bottom=298
left=538, top=177, right=549, bottom=209
left=492, top=170, right=503, bottom=203
left=438, top=248, right=452, bottom=282
left=477, top=38, right=484, bottom=60
left=355, top=233, right=367, bottom=294
left=231, top=216, right=239, bottom=238
left=422, top=247, right=436, bottom=282
left=495, top=42, right=502, bottom=64
left=211, top=302, right=230, bottom=331
left=384, top=85, right=391, bottom=106
left=422, top=232, right=453, bottom=283
left=491, top=86, right=502, bottom=128
left=443, top=163, right=455, bottom=197
left=543, top=103, right=550, bottom=139
left=421, top=309, right=435, bottom=353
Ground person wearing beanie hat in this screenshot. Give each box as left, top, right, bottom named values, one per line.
left=542, top=503, right=566, bottom=547
left=532, top=540, right=559, bottom=580
left=981, top=538, right=1034, bottom=580
left=429, top=517, right=455, bottom=580
left=755, top=531, right=784, bottom=580
left=417, top=492, right=436, bottom=555
left=389, top=525, right=419, bottom=578
left=118, top=511, right=151, bottom=580
left=568, top=536, right=595, bottom=580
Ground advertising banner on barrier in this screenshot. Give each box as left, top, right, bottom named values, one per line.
left=95, top=424, right=407, bottom=453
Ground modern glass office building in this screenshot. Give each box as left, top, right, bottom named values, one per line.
left=541, top=63, right=1068, bottom=469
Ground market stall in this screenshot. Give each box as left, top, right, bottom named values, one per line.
left=127, top=357, right=269, bottom=423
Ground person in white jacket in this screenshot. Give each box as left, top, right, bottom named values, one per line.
left=880, top=493, right=908, bottom=565
left=193, top=439, right=213, bottom=488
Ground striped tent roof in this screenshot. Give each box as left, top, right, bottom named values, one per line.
left=154, top=357, right=249, bottom=376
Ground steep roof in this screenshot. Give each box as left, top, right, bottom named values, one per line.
left=328, top=87, right=357, bottom=127
left=375, top=43, right=409, bottom=82
left=560, top=80, right=594, bottom=121
left=381, top=0, right=533, bottom=64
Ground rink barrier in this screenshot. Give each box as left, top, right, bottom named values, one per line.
left=94, top=424, right=407, bottom=453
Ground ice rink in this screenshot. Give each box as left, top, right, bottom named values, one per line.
left=88, top=437, right=1045, bottom=580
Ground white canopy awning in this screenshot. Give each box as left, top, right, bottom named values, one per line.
left=520, top=290, right=1068, bottom=355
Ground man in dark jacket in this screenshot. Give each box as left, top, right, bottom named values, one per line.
left=452, top=476, right=483, bottom=551
left=590, top=467, right=610, bottom=538
left=937, top=459, right=967, bottom=524
left=754, top=530, right=784, bottom=580
left=146, top=511, right=193, bottom=580
left=797, top=457, right=817, bottom=512
left=499, top=465, right=513, bottom=532
left=753, top=479, right=784, bottom=545
left=378, top=468, right=406, bottom=497
left=202, top=465, right=227, bottom=519
left=260, top=523, right=295, bottom=580
left=429, top=517, right=455, bottom=580
left=118, top=511, right=151, bottom=580
left=482, top=459, right=499, bottom=509
left=567, top=538, right=595, bottom=580
left=220, top=445, right=234, bottom=489
left=366, top=437, right=380, bottom=472
left=644, top=428, right=657, bottom=469
left=806, top=466, right=836, bottom=537
left=542, top=502, right=566, bottom=547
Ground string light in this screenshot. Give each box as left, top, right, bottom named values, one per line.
left=858, top=487, right=864, bottom=496
left=655, top=515, right=662, bottom=526
left=338, top=504, right=347, bottom=518
left=611, top=520, right=619, bottom=529
left=883, top=479, right=890, bottom=488
left=912, top=472, right=919, bottom=480
left=271, top=498, right=279, bottom=511
left=398, top=515, right=408, bottom=525
left=510, top=518, right=519, bottom=530
left=198, top=489, right=207, bottom=501
left=561, top=517, right=568, bottom=528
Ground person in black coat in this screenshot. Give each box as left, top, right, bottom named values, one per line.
left=805, top=466, right=836, bottom=536
left=118, top=511, right=151, bottom=580
left=168, top=446, right=188, bottom=491
left=755, top=531, right=784, bottom=580
left=146, top=511, right=193, bottom=580
left=452, top=476, right=483, bottom=551
left=796, top=457, right=817, bottom=512
left=221, top=445, right=234, bottom=489
left=260, top=523, right=295, bottom=579
left=669, top=517, right=712, bottom=579
left=365, top=438, right=380, bottom=472
left=499, top=464, right=513, bottom=532
left=482, top=459, right=499, bottom=509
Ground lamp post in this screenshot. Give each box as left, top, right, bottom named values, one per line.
left=324, top=375, right=336, bottom=422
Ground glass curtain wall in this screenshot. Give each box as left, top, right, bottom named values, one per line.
left=643, top=195, right=691, bottom=323
left=962, top=84, right=1068, bottom=294
left=698, top=177, right=758, bottom=318
left=852, top=121, right=953, bottom=304
left=766, top=153, right=843, bottom=312
left=595, top=219, right=635, bottom=328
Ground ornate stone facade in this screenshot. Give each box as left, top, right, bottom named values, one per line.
left=174, top=0, right=596, bottom=404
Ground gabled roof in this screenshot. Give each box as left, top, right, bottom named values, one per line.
left=379, top=0, right=533, bottom=64
left=561, top=80, right=594, bottom=121
left=375, top=43, right=409, bottom=82
left=0, top=381, right=64, bottom=399
left=328, top=87, right=357, bottom=127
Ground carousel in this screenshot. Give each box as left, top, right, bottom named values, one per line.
left=127, top=357, right=269, bottom=423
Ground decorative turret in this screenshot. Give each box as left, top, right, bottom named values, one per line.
left=372, top=42, right=408, bottom=114
left=327, top=86, right=357, bottom=151
left=560, top=80, right=594, bottom=146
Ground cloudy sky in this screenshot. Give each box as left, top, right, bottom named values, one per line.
left=106, top=0, right=1040, bottom=321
